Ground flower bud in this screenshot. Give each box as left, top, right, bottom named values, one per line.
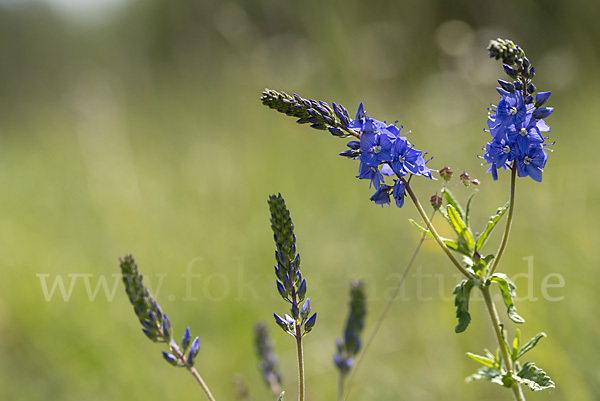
left=439, top=167, right=453, bottom=182
left=430, top=194, right=443, bottom=211
left=460, top=172, right=471, bottom=187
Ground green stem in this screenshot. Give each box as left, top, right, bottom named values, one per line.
left=171, top=343, right=217, bottom=401
left=295, top=324, right=305, bottom=401
left=403, top=178, right=477, bottom=281
left=480, top=285, right=525, bottom=401
left=487, top=164, right=517, bottom=278
left=337, top=374, right=345, bottom=401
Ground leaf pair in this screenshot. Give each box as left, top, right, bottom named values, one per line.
left=466, top=332, right=554, bottom=391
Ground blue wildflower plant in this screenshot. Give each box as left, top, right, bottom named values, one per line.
left=117, top=38, right=557, bottom=401
left=261, top=38, right=555, bottom=400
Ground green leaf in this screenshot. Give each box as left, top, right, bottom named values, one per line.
left=475, top=202, right=509, bottom=252
left=465, top=192, right=476, bottom=229
left=277, top=391, right=285, bottom=401
left=453, top=280, right=475, bottom=333
left=442, top=188, right=465, bottom=221
left=489, top=273, right=525, bottom=324
left=466, top=352, right=496, bottom=369
left=466, top=366, right=503, bottom=385
left=445, top=204, right=475, bottom=252
left=409, top=219, right=470, bottom=256
left=517, top=332, right=546, bottom=360
left=472, top=253, right=495, bottom=278
left=445, top=239, right=472, bottom=256
left=515, top=362, right=555, bottom=391
left=512, top=329, right=521, bottom=362
left=409, top=219, right=434, bottom=239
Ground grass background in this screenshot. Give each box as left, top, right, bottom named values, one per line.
left=0, top=0, right=599, bottom=400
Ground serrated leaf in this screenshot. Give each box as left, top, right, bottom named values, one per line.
left=442, top=188, right=465, bottom=221
left=490, top=273, right=525, bottom=324
left=466, top=352, right=496, bottom=369
left=445, top=204, right=475, bottom=251
left=277, top=391, right=285, bottom=401
left=517, top=332, right=546, bottom=360
left=453, top=280, right=475, bottom=333
left=465, top=192, right=476, bottom=229
left=515, top=362, right=555, bottom=391
left=475, top=202, right=509, bottom=252
left=466, top=366, right=502, bottom=384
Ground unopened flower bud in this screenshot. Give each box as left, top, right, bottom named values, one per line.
left=430, top=194, right=443, bottom=210
left=460, top=172, right=471, bottom=187
left=439, top=167, right=453, bottom=182
left=470, top=179, right=480, bottom=186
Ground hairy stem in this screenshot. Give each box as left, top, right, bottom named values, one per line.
left=170, top=343, right=217, bottom=401
left=480, top=286, right=525, bottom=401
left=403, top=178, right=477, bottom=281
left=488, top=164, right=517, bottom=278
left=295, top=325, right=305, bottom=401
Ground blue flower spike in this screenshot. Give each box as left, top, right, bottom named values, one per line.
left=268, top=194, right=317, bottom=340
left=483, top=38, right=554, bottom=182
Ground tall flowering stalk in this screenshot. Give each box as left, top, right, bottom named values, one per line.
left=268, top=194, right=317, bottom=401
left=261, top=38, right=555, bottom=400
left=119, top=255, right=217, bottom=401
left=334, top=281, right=367, bottom=401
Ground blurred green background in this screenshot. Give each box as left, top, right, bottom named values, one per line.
left=0, top=0, right=598, bottom=400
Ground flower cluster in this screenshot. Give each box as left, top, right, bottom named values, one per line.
left=120, top=255, right=201, bottom=368
left=334, top=280, right=367, bottom=376
left=340, top=103, right=433, bottom=207
left=483, top=42, right=554, bottom=182
left=268, top=194, right=317, bottom=337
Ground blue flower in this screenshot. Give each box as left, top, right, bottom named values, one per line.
left=369, top=185, right=392, bottom=206
left=389, top=136, right=423, bottom=176
left=359, top=130, right=393, bottom=167
left=506, top=113, right=546, bottom=153
left=357, top=162, right=384, bottom=189
left=495, top=90, right=527, bottom=128
left=484, top=137, right=518, bottom=167
left=392, top=179, right=406, bottom=208
left=515, top=145, right=547, bottom=182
